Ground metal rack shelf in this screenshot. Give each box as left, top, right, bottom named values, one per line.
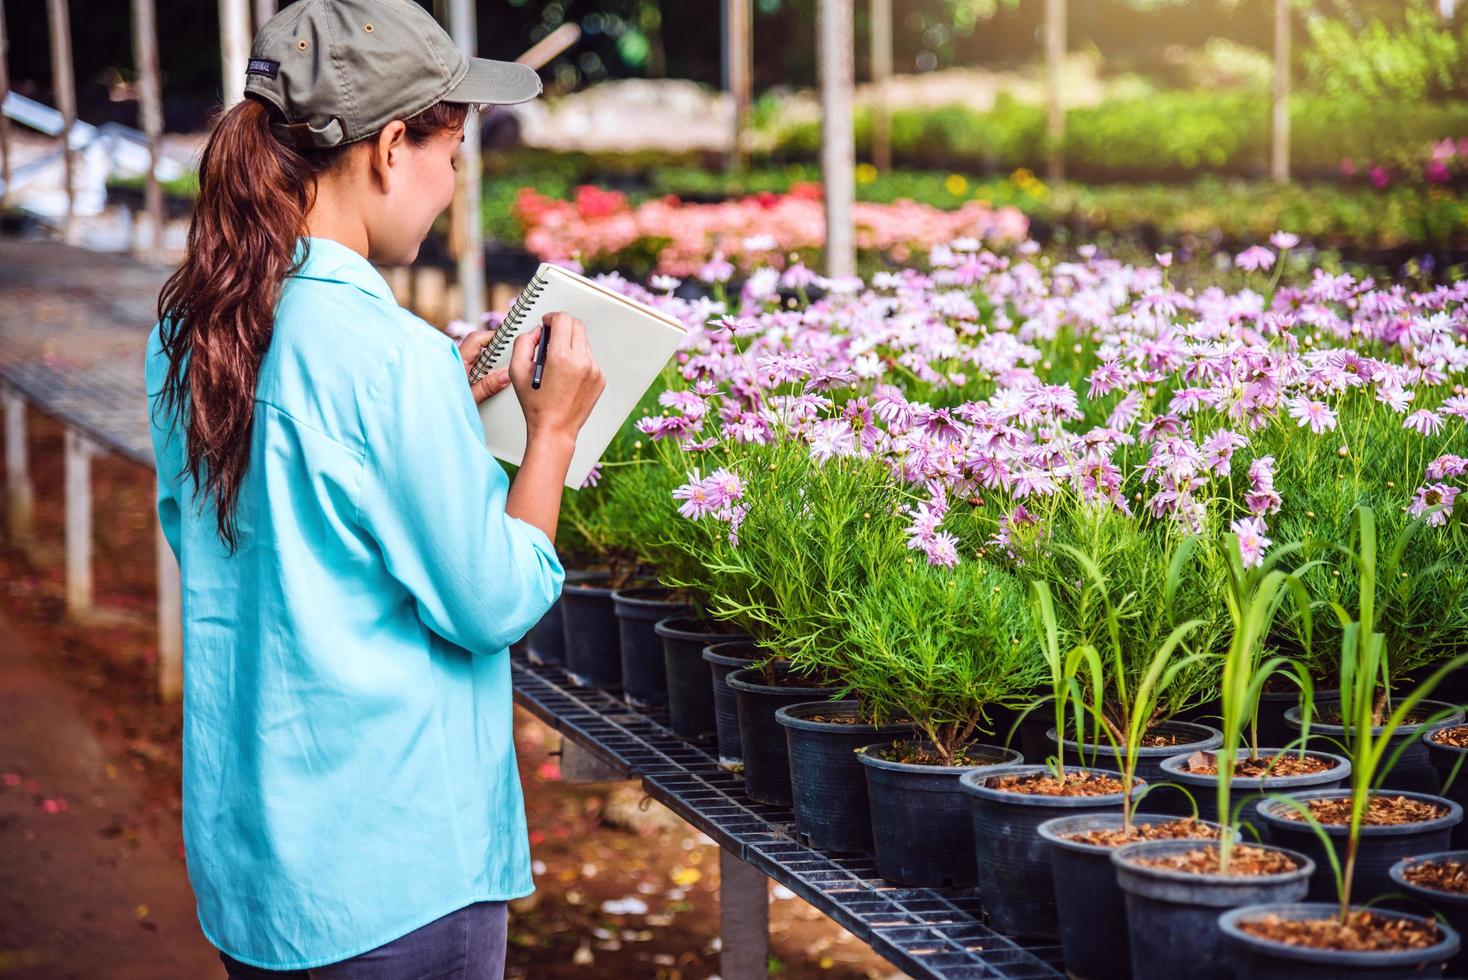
left=510, top=649, right=1067, bottom=980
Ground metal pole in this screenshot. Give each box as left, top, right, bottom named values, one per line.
left=1045, top=0, right=1065, bottom=184
left=817, top=0, right=855, bottom=279
left=46, top=0, right=77, bottom=243
left=219, top=0, right=250, bottom=108
left=724, top=0, right=752, bottom=174
left=448, top=0, right=484, bottom=325
left=253, top=0, right=276, bottom=31
left=0, top=0, right=13, bottom=208
left=719, top=849, right=769, bottom=980
left=132, top=0, right=165, bottom=263
left=64, top=427, right=93, bottom=620
left=870, top=0, right=891, bottom=173
left=1271, top=0, right=1290, bottom=183
left=2, top=386, right=33, bottom=544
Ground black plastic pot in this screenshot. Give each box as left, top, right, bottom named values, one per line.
left=1391, top=851, right=1468, bottom=975
left=611, top=587, right=692, bottom=711
left=1038, top=813, right=1226, bottom=980
left=1285, top=699, right=1465, bottom=794
left=525, top=598, right=565, bottom=666
left=1219, top=902, right=1460, bottom=978
left=856, top=740, right=1022, bottom=888
left=526, top=569, right=604, bottom=666
left=961, top=765, right=1136, bottom=939
left=655, top=616, right=749, bottom=744
left=1112, top=839, right=1314, bottom=980
left=1155, top=749, right=1351, bottom=832
left=775, top=701, right=915, bottom=853
left=726, top=666, right=840, bottom=806
left=1426, top=722, right=1468, bottom=849
left=1254, top=686, right=1338, bottom=750
left=702, top=642, right=760, bottom=769
left=561, top=573, right=619, bottom=690
left=1049, top=720, right=1222, bottom=814
left=1257, top=789, right=1464, bottom=901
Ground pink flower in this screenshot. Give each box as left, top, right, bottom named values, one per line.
left=1408, top=484, right=1460, bottom=527
left=1288, top=397, right=1338, bottom=434
left=1231, top=516, right=1272, bottom=568
left=1155, top=252, right=1173, bottom=268
left=580, top=464, right=602, bottom=489
left=672, top=474, right=719, bottom=519
left=1404, top=410, right=1444, bottom=437
left=1269, top=231, right=1300, bottom=250
left=1234, top=246, right=1276, bottom=273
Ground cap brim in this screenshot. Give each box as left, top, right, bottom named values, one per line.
left=445, top=58, right=543, bottom=106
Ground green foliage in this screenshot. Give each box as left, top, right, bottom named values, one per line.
left=1304, top=0, right=1468, bottom=103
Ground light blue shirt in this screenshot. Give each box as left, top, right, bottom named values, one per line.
left=145, top=236, right=563, bottom=970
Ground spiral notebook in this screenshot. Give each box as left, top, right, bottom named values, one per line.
left=468, top=263, right=687, bottom=489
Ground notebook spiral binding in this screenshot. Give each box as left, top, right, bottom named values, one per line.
left=466, top=269, right=549, bottom=387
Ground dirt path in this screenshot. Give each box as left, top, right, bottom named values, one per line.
left=0, top=611, right=222, bottom=979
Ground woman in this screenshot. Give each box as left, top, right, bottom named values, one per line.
left=144, top=1, right=604, bottom=976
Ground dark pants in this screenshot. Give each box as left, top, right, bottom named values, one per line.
left=219, top=901, right=508, bottom=980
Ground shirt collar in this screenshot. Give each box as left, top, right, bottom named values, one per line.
left=289, top=237, right=398, bottom=305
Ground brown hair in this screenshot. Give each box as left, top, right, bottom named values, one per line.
left=154, top=96, right=467, bottom=554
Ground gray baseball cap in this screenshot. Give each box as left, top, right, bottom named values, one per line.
left=244, top=0, right=543, bottom=148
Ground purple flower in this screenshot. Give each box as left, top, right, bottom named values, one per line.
left=1235, top=246, right=1276, bottom=273
left=1408, top=484, right=1460, bottom=527
left=1231, top=516, right=1272, bottom=568
left=1404, top=409, right=1444, bottom=437
left=808, top=418, right=857, bottom=462
left=1269, top=231, right=1300, bottom=250
left=1288, top=397, right=1338, bottom=434
left=673, top=473, right=720, bottom=519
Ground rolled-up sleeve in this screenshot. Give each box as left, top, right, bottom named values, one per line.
left=355, top=333, right=564, bottom=654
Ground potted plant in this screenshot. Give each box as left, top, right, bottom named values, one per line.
left=1035, top=533, right=1225, bottom=815
left=610, top=585, right=693, bottom=710
left=1230, top=508, right=1468, bottom=975
left=1425, top=719, right=1468, bottom=847
left=850, top=560, right=1039, bottom=888
left=1389, top=851, right=1468, bottom=975
left=703, top=640, right=761, bottom=769
left=1108, top=533, right=1326, bottom=980
left=968, top=562, right=1207, bottom=941
left=1158, top=532, right=1348, bottom=829
left=654, top=614, right=751, bottom=743
left=727, top=659, right=841, bottom=806
left=1260, top=509, right=1465, bottom=903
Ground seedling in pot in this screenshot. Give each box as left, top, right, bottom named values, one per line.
left=1256, top=506, right=1468, bottom=941
left=1034, top=539, right=1212, bottom=834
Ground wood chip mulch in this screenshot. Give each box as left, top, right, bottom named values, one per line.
left=1237, top=909, right=1441, bottom=952
left=1276, top=794, right=1447, bottom=826
left=988, top=770, right=1129, bottom=797
left=1431, top=725, right=1468, bottom=748
left=1129, top=844, right=1299, bottom=876
left=1401, top=859, right=1468, bottom=895
left=1062, top=818, right=1218, bottom=848
left=1184, top=751, right=1337, bottom=778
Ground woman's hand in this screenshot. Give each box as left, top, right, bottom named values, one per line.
left=457, top=330, right=513, bottom=404
left=503, top=312, right=606, bottom=542
left=509, top=312, right=606, bottom=442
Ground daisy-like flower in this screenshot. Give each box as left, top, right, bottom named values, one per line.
left=672, top=473, right=719, bottom=519
left=650, top=274, right=682, bottom=293
left=1155, top=252, right=1173, bottom=268
left=808, top=418, right=857, bottom=462
left=1408, top=484, right=1460, bottom=527
left=1288, top=397, right=1338, bottom=434
left=1376, top=382, right=1415, bottom=413
left=703, top=468, right=746, bottom=509
left=697, top=253, right=734, bottom=284
left=1234, top=245, right=1276, bottom=273
left=1269, top=231, right=1300, bottom=250
left=1404, top=409, right=1444, bottom=436
left=921, top=531, right=960, bottom=568
left=1231, top=516, right=1272, bottom=568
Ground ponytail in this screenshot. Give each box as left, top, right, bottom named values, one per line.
left=155, top=96, right=466, bottom=554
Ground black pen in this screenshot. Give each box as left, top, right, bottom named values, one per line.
left=531, top=324, right=551, bottom=390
